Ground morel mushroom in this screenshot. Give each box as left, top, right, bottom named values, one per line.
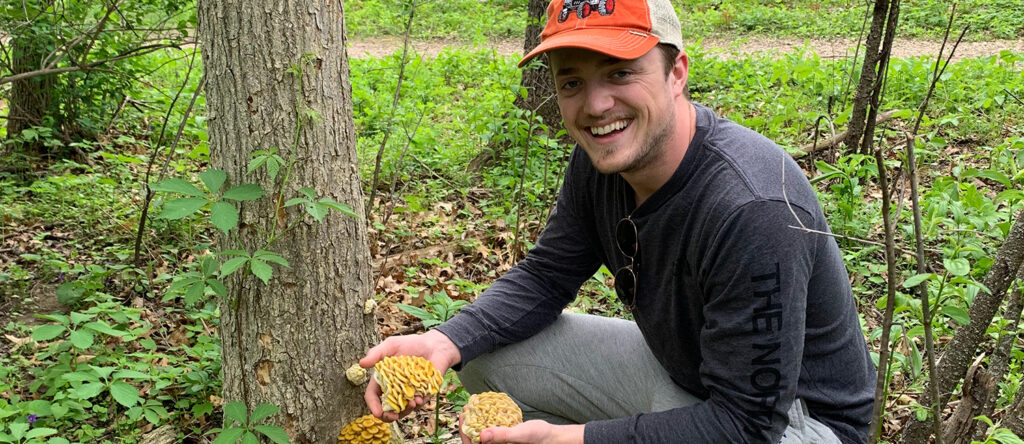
left=461, top=392, right=523, bottom=444
left=373, top=356, right=443, bottom=413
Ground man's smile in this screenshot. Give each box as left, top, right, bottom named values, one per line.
left=588, top=119, right=632, bottom=137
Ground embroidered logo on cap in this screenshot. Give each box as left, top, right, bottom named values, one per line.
left=557, top=0, right=616, bottom=22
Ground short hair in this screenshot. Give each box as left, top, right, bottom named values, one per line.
left=658, top=43, right=680, bottom=76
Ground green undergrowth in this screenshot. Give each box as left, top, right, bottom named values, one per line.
left=3, top=38, right=1024, bottom=443
left=345, top=0, right=1024, bottom=42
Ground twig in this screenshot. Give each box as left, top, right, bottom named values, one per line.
left=0, top=42, right=186, bottom=85
left=868, top=120, right=900, bottom=444
left=794, top=111, right=895, bottom=157
left=367, top=0, right=417, bottom=219
left=1004, top=88, right=1024, bottom=106
left=786, top=226, right=939, bottom=257
left=907, top=6, right=965, bottom=442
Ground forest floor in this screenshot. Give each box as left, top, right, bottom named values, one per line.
left=348, top=35, right=1024, bottom=61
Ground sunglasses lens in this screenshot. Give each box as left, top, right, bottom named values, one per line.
left=616, top=218, right=637, bottom=257
left=614, top=267, right=636, bottom=302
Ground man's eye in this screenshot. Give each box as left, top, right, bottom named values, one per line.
left=613, top=71, right=631, bottom=79
left=561, top=80, right=581, bottom=90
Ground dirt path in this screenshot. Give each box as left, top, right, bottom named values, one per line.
left=349, top=35, right=1024, bottom=61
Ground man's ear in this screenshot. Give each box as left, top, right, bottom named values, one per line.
left=672, top=51, right=689, bottom=96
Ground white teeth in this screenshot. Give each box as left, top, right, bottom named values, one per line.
left=590, top=120, right=628, bottom=136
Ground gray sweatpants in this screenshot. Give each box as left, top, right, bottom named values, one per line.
left=458, top=313, right=841, bottom=443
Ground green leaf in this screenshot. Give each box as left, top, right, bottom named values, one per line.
left=25, top=428, right=58, bottom=439
left=221, top=257, right=250, bottom=277
left=200, top=170, right=228, bottom=194
left=63, top=371, right=100, bottom=383
left=151, top=178, right=205, bottom=197
left=56, top=282, right=85, bottom=305
left=318, top=198, right=359, bottom=218
left=307, top=203, right=328, bottom=222
left=211, top=201, right=240, bottom=233
left=249, top=403, right=280, bottom=424
left=109, top=381, right=141, bottom=408
left=48, top=437, right=72, bottom=444
left=253, top=425, right=290, bottom=444
left=9, top=423, right=28, bottom=440
left=298, top=187, right=316, bottom=199
left=208, top=279, right=228, bottom=298
left=220, top=249, right=251, bottom=257
left=254, top=250, right=289, bottom=267
left=902, top=273, right=936, bottom=289
left=113, top=370, right=152, bottom=380
left=223, top=402, right=249, bottom=426
left=396, top=304, right=436, bottom=323
left=943, top=257, right=970, bottom=277
left=241, top=431, right=260, bottom=444
left=84, top=320, right=128, bottom=337
left=250, top=259, right=272, bottom=284
left=69, top=311, right=94, bottom=325
left=222, top=184, right=265, bottom=201
left=51, top=402, right=69, bottom=419
left=72, top=382, right=106, bottom=399
left=158, top=197, right=208, bottom=220
left=211, top=427, right=246, bottom=444
left=284, top=197, right=309, bottom=207
left=32, top=324, right=66, bottom=341
left=37, top=314, right=69, bottom=325
left=940, top=305, right=970, bottom=325
left=144, top=407, right=161, bottom=425
left=69, top=329, right=94, bottom=349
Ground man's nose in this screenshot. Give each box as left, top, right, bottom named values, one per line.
left=582, top=85, right=614, bottom=117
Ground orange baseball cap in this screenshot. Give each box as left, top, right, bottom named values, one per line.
left=518, top=0, right=684, bottom=67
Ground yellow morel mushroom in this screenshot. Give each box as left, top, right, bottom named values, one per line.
left=373, top=356, right=442, bottom=413
left=461, top=392, right=523, bottom=444
left=338, top=414, right=390, bottom=444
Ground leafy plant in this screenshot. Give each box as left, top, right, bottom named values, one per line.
left=397, top=291, right=469, bottom=328
left=208, top=402, right=289, bottom=444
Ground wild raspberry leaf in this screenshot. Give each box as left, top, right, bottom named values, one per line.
left=221, top=184, right=265, bottom=201
left=199, top=169, right=227, bottom=194
left=158, top=198, right=207, bottom=220
left=211, top=201, right=240, bottom=233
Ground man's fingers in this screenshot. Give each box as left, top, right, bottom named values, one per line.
left=359, top=341, right=388, bottom=368
left=363, top=379, right=384, bottom=418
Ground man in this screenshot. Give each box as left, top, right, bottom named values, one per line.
left=361, top=0, right=876, bottom=442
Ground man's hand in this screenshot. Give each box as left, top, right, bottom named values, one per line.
left=460, top=419, right=585, bottom=444
left=360, top=329, right=461, bottom=421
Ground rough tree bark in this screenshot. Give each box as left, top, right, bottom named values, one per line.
left=843, top=0, right=891, bottom=153
left=940, top=277, right=1023, bottom=443
left=901, top=209, right=1024, bottom=444
left=4, top=1, right=56, bottom=156
left=197, top=1, right=378, bottom=442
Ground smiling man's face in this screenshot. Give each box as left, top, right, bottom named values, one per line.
left=550, top=46, right=685, bottom=175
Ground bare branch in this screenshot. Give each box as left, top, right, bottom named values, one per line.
left=0, top=42, right=189, bottom=86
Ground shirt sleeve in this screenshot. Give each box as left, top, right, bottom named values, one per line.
left=436, top=153, right=603, bottom=367
left=585, top=199, right=817, bottom=443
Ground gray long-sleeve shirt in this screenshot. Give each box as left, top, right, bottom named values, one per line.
left=437, top=104, right=875, bottom=443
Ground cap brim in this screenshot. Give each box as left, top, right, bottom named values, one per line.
left=518, top=28, right=660, bottom=68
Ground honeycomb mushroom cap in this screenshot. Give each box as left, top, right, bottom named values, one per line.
left=373, top=356, right=443, bottom=413
left=338, top=414, right=391, bottom=444
left=461, top=392, right=523, bottom=444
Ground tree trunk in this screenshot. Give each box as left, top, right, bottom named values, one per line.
left=900, top=209, right=1024, bottom=444
left=197, top=1, right=378, bottom=443
left=844, top=0, right=890, bottom=153
left=4, top=3, right=55, bottom=157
